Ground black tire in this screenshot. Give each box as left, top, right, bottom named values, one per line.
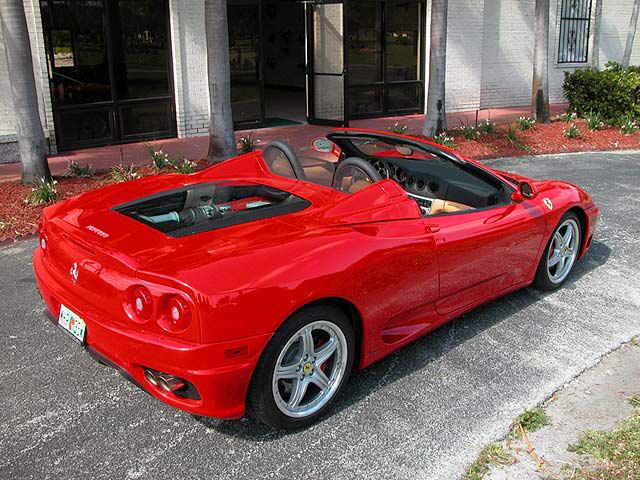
left=532, top=211, right=582, bottom=291
left=247, top=304, right=355, bottom=429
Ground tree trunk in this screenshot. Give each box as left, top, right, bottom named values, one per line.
left=531, top=0, right=550, bottom=123
left=0, top=0, right=51, bottom=183
left=422, top=0, right=448, bottom=137
left=622, top=0, right=640, bottom=67
left=205, top=0, right=238, bottom=163
left=592, top=0, right=603, bottom=69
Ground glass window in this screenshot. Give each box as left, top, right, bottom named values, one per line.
left=120, top=100, right=173, bottom=137
left=386, top=2, right=421, bottom=81
left=388, top=83, right=422, bottom=111
left=112, top=0, right=171, bottom=99
left=229, top=3, right=262, bottom=123
left=347, top=0, right=383, bottom=84
left=56, top=108, right=114, bottom=144
left=41, top=0, right=112, bottom=106
left=558, top=0, right=592, bottom=64
left=349, top=86, right=383, bottom=116
left=114, top=181, right=311, bottom=237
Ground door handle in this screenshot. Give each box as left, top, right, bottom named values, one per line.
left=427, top=224, right=441, bottom=233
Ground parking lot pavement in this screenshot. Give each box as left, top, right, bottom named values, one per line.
left=1, top=150, right=639, bottom=480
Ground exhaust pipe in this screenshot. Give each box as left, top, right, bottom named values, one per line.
left=143, top=369, right=158, bottom=386
left=157, top=374, right=186, bottom=393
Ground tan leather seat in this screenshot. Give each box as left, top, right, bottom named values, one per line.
left=339, top=175, right=372, bottom=194
left=429, top=198, right=472, bottom=215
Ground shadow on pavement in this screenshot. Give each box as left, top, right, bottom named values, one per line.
left=193, top=240, right=611, bottom=441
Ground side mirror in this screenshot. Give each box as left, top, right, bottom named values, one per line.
left=511, top=181, right=536, bottom=201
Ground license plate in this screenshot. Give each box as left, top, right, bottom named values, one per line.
left=58, top=304, right=87, bottom=344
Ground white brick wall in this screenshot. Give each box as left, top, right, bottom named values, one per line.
left=0, top=0, right=53, bottom=150
left=169, top=0, right=210, bottom=138
left=445, top=0, right=485, bottom=112
left=3, top=0, right=640, bottom=156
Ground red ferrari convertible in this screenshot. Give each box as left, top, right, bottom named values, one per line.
left=34, top=129, right=598, bottom=429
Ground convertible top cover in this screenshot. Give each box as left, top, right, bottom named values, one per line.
left=114, top=180, right=310, bottom=238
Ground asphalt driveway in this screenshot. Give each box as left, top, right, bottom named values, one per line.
left=1, top=150, right=639, bottom=479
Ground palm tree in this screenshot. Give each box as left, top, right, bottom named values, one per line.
left=204, top=0, right=238, bottom=163
left=0, top=0, right=51, bottom=183
left=531, top=0, right=550, bottom=123
left=423, top=0, right=448, bottom=137
left=622, top=0, right=640, bottom=67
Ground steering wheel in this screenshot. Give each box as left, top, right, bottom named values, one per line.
left=332, top=157, right=383, bottom=194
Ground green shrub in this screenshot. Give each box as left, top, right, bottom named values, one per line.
left=389, top=122, right=408, bottom=134
left=505, top=124, right=519, bottom=145
left=584, top=111, right=605, bottom=131
left=557, top=111, right=578, bottom=123
left=458, top=124, right=480, bottom=140
left=563, top=62, right=640, bottom=122
left=621, top=117, right=638, bottom=135
left=563, top=123, right=581, bottom=139
left=432, top=132, right=455, bottom=148
left=238, top=131, right=259, bottom=153
left=66, top=160, right=93, bottom=177
left=146, top=144, right=170, bottom=170
left=517, top=116, right=535, bottom=131
left=172, top=158, right=196, bottom=174
left=110, top=162, right=140, bottom=182
left=477, top=119, right=498, bottom=135
left=26, top=177, right=57, bottom=206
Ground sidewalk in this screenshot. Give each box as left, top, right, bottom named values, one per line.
left=485, top=341, right=640, bottom=479
left=0, top=104, right=568, bottom=182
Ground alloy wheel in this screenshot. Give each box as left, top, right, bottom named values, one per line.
left=272, top=320, right=348, bottom=418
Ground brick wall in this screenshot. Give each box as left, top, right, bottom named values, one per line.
left=169, top=0, right=210, bottom=138
left=0, top=0, right=54, bottom=162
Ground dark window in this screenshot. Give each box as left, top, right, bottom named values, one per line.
left=41, top=0, right=176, bottom=150
left=558, top=0, right=592, bottom=64
left=347, top=0, right=424, bottom=118
left=347, top=0, right=383, bottom=85
left=228, top=2, right=262, bottom=124
left=114, top=181, right=310, bottom=238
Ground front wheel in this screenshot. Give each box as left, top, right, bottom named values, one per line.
left=533, top=212, right=582, bottom=290
left=247, top=305, right=355, bottom=429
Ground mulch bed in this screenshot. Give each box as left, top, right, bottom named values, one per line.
left=2, top=119, right=639, bottom=243
left=439, top=118, right=640, bottom=159
left=0, top=161, right=209, bottom=244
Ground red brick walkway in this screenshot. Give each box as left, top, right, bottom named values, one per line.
left=0, top=104, right=567, bottom=182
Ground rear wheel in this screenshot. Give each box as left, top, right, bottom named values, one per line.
left=533, top=212, right=582, bottom=290
left=247, top=305, right=354, bottom=429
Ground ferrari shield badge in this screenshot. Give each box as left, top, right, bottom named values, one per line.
left=542, top=198, right=553, bottom=210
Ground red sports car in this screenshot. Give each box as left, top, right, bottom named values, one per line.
left=34, top=129, right=598, bottom=429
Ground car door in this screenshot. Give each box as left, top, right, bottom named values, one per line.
left=425, top=199, right=546, bottom=316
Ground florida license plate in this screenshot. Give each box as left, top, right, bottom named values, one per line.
left=58, top=304, right=87, bottom=344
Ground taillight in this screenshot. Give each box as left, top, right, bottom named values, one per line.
left=163, top=296, right=192, bottom=332
left=130, top=286, right=153, bottom=321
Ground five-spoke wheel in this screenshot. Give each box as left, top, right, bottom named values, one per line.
left=248, top=305, right=354, bottom=429
left=534, top=212, right=582, bottom=290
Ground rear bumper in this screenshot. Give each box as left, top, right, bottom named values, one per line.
left=33, top=248, right=271, bottom=419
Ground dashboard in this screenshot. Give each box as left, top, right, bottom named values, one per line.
left=365, top=156, right=508, bottom=216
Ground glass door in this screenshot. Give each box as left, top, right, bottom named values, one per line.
left=346, top=0, right=425, bottom=119
left=228, top=0, right=264, bottom=127
left=41, top=0, right=176, bottom=150
left=306, top=0, right=349, bottom=126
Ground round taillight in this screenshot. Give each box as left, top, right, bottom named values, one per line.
left=131, top=286, right=152, bottom=320
left=166, top=296, right=191, bottom=331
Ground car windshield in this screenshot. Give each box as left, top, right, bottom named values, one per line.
left=113, top=181, right=310, bottom=237
left=348, top=137, right=436, bottom=160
